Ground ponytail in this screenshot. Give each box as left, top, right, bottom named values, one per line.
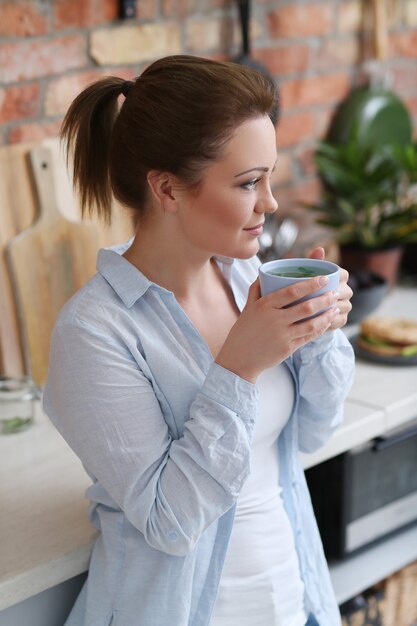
left=61, top=77, right=125, bottom=224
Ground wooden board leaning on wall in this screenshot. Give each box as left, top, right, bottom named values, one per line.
left=0, top=137, right=133, bottom=380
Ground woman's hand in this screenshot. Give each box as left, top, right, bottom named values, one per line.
left=308, top=246, right=352, bottom=331
left=216, top=270, right=340, bottom=384
left=216, top=247, right=352, bottom=383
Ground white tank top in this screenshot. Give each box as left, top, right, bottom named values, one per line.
left=210, top=363, right=307, bottom=626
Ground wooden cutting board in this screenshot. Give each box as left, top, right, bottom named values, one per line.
left=6, top=145, right=99, bottom=386
left=0, top=141, right=38, bottom=376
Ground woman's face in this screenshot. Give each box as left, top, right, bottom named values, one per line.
left=175, top=115, right=278, bottom=260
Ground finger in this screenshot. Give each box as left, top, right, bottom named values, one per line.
left=291, top=306, right=339, bottom=344
left=287, top=292, right=339, bottom=326
left=328, top=308, right=349, bottom=331
left=338, top=268, right=349, bottom=286
left=337, top=284, right=353, bottom=304
left=265, top=275, right=330, bottom=308
left=308, top=246, right=325, bottom=260
left=246, top=278, right=261, bottom=304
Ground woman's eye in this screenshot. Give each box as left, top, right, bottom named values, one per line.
left=241, top=178, right=261, bottom=191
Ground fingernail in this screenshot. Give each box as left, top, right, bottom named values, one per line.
left=318, top=275, right=329, bottom=286
left=333, top=307, right=340, bottom=316
left=334, top=291, right=340, bottom=301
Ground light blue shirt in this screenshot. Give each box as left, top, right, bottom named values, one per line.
left=43, top=242, right=355, bottom=626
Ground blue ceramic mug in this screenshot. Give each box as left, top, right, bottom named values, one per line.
left=259, top=258, right=340, bottom=316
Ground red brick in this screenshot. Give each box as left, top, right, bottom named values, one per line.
left=45, top=67, right=135, bottom=116
left=54, top=0, right=118, bottom=29
left=254, top=45, right=312, bottom=76
left=162, top=0, right=199, bottom=18
left=7, top=120, right=63, bottom=145
left=336, top=1, right=362, bottom=34
left=295, top=146, right=317, bottom=177
left=137, top=0, right=159, bottom=19
left=392, top=63, right=417, bottom=94
left=163, top=0, right=226, bottom=12
left=389, top=31, right=417, bottom=59
left=0, top=35, right=87, bottom=83
left=280, top=73, right=351, bottom=110
left=267, top=4, right=334, bottom=39
left=315, top=37, right=361, bottom=70
left=271, top=152, right=292, bottom=187
left=316, top=107, right=339, bottom=139
left=0, top=83, right=41, bottom=124
left=0, top=2, right=48, bottom=36
left=276, top=179, right=322, bottom=212
left=186, top=15, right=235, bottom=53
left=276, top=111, right=316, bottom=148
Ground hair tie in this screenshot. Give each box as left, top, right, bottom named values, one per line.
left=121, top=80, right=135, bottom=97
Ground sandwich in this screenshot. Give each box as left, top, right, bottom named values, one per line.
left=358, top=317, right=417, bottom=357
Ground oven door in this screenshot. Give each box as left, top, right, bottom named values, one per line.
left=305, top=420, right=417, bottom=559
left=343, top=421, right=417, bottom=554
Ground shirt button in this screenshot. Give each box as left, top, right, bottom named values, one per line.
left=167, top=531, right=178, bottom=542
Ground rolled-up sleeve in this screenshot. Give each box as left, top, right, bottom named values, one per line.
left=292, top=330, right=355, bottom=453
left=43, top=318, right=258, bottom=557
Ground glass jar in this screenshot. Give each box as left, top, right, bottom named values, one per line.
left=0, top=376, right=37, bottom=435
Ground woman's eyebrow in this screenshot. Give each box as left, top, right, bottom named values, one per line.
left=234, top=167, right=269, bottom=178
left=234, top=159, right=278, bottom=178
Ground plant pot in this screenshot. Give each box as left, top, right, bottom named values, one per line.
left=339, top=245, right=404, bottom=288
left=401, top=243, right=417, bottom=277
left=347, top=271, right=389, bottom=324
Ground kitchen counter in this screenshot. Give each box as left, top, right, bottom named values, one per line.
left=0, top=406, right=97, bottom=611
left=1, top=287, right=417, bottom=612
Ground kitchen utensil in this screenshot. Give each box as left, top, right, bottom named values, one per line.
left=258, top=214, right=279, bottom=259
left=273, top=218, right=299, bottom=258
left=234, top=0, right=268, bottom=75
left=258, top=216, right=299, bottom=262
left=233, top=0, right=279, bottom=124
left=326, top=0, right=412, bottom=150
left=6, top=145, right=99, bottom=386
left=0, top=141, right=39, bottom=377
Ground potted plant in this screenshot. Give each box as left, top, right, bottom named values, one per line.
left=309, top=139, right=417, bottom=285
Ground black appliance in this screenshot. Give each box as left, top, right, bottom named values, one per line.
left=305, top=420, right=417, bottom=559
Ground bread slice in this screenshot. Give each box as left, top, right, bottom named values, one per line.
left=358, top=316, right=417, bottom=357
left=356, top=336, right=408, bottom=357
left=360, top=317, right=417, bottom=345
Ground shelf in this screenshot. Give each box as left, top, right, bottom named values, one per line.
left=330, top=523, right=417, bottom=605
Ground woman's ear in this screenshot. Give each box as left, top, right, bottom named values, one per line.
left=146, top=170, right=179, bottom=213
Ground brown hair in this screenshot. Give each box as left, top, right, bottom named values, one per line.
left=61, top=55, right=279, bottom=224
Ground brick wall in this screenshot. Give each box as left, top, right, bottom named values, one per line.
left=1, top=0, right=417, bottom=210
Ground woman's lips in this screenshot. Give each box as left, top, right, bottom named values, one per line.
left=243, top=224, right=264, bottom=236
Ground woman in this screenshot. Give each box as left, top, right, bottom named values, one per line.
left=43, top=55, right=354, bottom=626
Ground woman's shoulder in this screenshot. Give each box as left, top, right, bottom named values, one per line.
left=54, top=272, right=122, bottom=333
left=55, top=240, right=137, bottom=332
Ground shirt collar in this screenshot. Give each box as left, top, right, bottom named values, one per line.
left=97, top=243, right=235, bottom=308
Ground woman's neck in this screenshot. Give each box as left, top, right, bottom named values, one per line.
left=123, top=220, right=220, bottom=301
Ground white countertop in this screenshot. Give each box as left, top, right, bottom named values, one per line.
left=302, top=286, right=417, bottom=468
left=0, top=407, right=97, bottom=610
left=1, top=287, right=417, bottom=611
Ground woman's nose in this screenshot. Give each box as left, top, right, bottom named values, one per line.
left=256, top=187, right=278, bottom=214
